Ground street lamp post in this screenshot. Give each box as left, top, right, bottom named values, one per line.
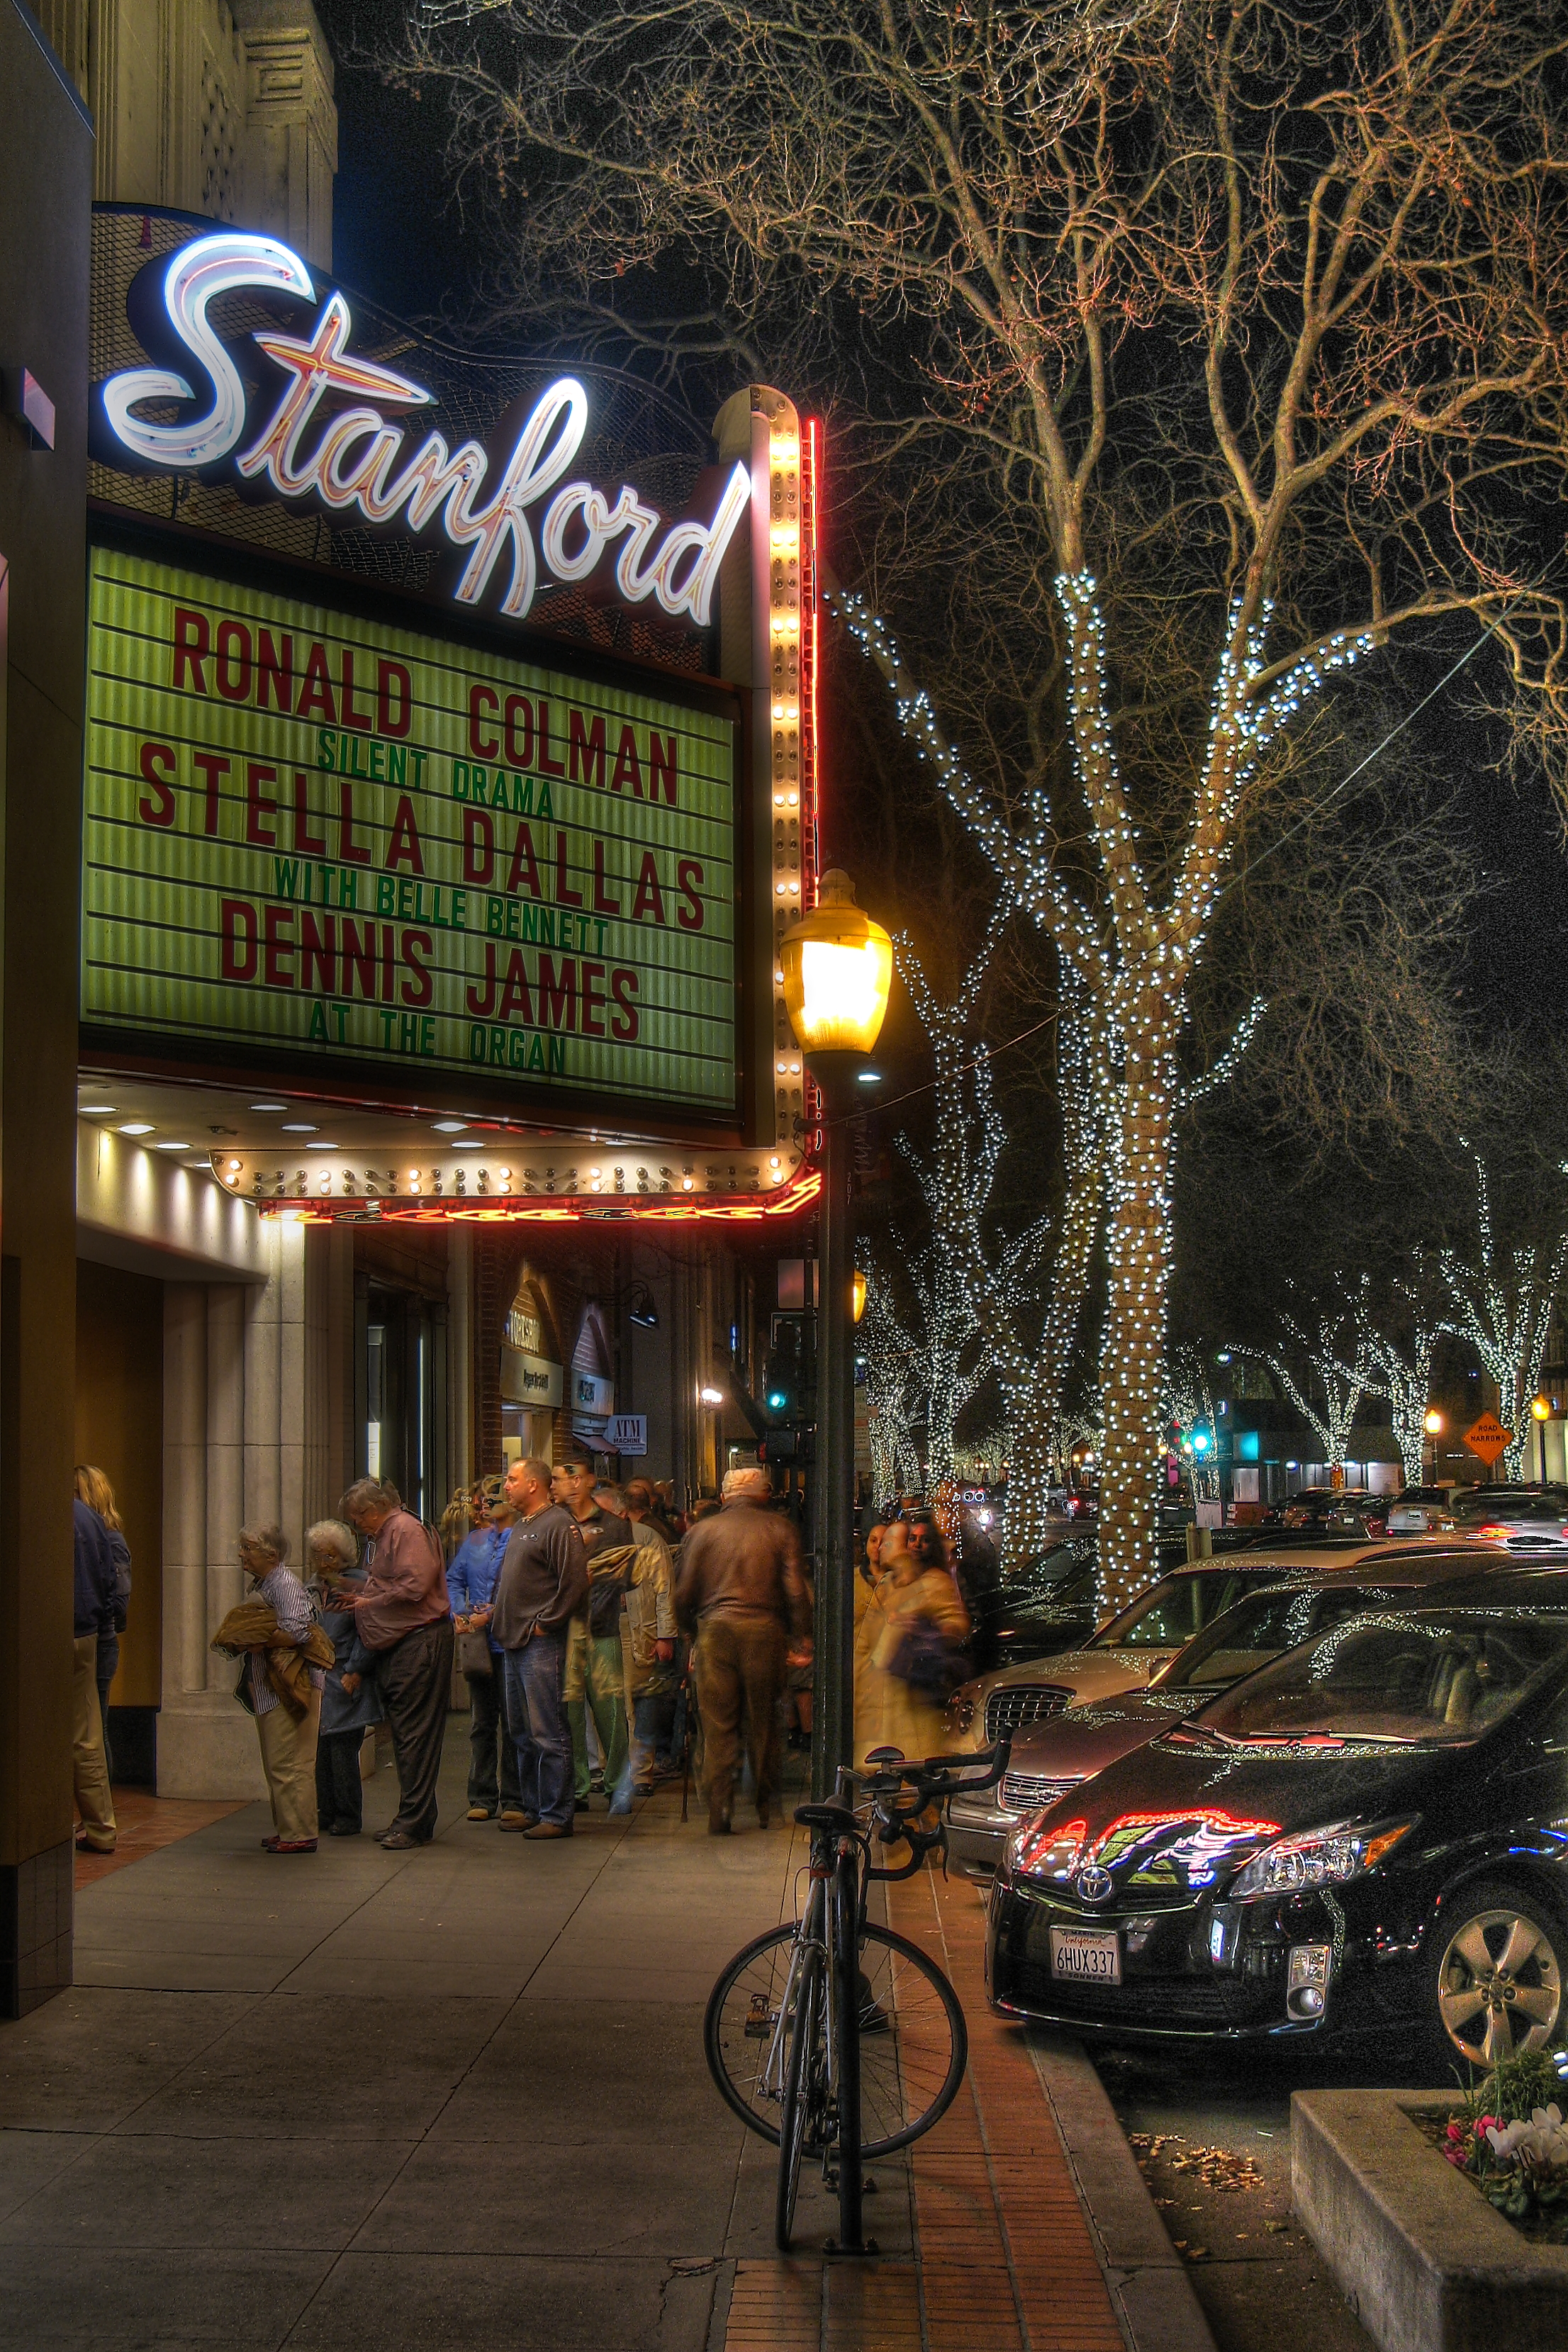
left=780, top=871, right=893, bottom=1802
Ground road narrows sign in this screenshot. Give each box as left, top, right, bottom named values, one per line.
left=1463, top=1413, right=1513, bottom=1468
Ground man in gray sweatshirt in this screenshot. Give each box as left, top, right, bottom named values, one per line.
left=489, top=1457, right=590, bottom=1837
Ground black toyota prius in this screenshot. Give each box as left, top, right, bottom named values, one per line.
left=985, top=1570, right=1568, bottom=2061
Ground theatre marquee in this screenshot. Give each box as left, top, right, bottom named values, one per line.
left=83, top=536, right=744, bottom=1128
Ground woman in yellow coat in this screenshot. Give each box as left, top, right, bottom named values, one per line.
left=868, top=1519, right=972, bottom=1766
left=853, top=1522, right=889, bottom=1766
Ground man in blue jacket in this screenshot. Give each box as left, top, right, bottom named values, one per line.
left=447, top=1478, right=526, bottom=1823
left=72, top=1498, right=118, bottom=1853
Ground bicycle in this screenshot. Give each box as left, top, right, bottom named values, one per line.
left=702, top=1740, right=1011, bottom=2253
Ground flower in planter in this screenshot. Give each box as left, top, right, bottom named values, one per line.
left=1485, top=2106, right=1568, bottom=2170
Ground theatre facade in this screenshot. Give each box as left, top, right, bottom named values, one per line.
left=73, top=206, right=824, bottom=1804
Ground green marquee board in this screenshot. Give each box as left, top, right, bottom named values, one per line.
left=82, top=544, right=741, bottom=1121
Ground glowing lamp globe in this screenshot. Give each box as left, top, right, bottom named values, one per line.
left=780, top=870, right=892, bottom=1063
left=1423, top=1409, right=1443, bottom=1436
left=852, top=1270, right=868, bottom=1323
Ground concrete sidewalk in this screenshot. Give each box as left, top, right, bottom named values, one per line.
left=2, top=1728, right=1209, bottom=2351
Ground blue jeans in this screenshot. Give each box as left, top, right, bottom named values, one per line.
left=502, top=1635, right=573, bottom=1828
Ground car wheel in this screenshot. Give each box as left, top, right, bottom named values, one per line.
left=1430, top=1881, right=1565, bottom=2068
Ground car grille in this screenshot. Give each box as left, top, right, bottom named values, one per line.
left=1001, top=1772, right=1080, bottom=1815
left=985, top=1686, right=1070, bottom=1741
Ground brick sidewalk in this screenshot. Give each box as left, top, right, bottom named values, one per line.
left=724, top=1870, right=1126, bottom=2352
left=73, top=1788, right=248, bottom=1891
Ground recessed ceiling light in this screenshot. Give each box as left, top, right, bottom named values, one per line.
left=432, top=1120, right=468, bottom=1133
left=449, top=1141, right=486, bottom=1150
left=306, top=1142, right=338, bottom=1150
left=79, top=1103, right=117, bottom=1114
left=155, top=1141, right=193, bottom=1151
left=118, top=1122, right=155, bottom=1136
left=281, top=1123, right=318, bottom=1133
left=250, top=1102, right=289, bottom=1111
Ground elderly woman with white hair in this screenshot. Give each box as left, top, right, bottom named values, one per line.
left=218, top=1524, right=328, bottom=1854
left=308, top=1518, right=383, bottom=1838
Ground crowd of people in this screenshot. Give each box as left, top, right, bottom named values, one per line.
left=69, top=1452, right=987, bottom=1859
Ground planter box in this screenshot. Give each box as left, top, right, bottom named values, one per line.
left=1292, top=2088, right=1568, bottom=2352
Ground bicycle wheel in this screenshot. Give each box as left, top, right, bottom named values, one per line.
left=706, top=1920, right=966, bottom=2158
left=775, top=1945, right=824, bottom=2251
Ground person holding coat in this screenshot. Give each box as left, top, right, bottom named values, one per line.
left=215, top=1525, right=330, bottom=1854
left=307, top=1519, right=381, bottom=1838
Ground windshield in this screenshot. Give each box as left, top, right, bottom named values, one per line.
left=1092, top=1570, right=1259, bottom=1650
left=1195, top=1609, right=1568, bottom=1745
left=1150, top=1584, right=1386, bottom=1692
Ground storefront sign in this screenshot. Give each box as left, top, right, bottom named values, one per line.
left=96, top=233, right=750, bottom=631
left=83, top=542, right=741, bottom=1121
left=500, top=1345, right=564, bottom=1408
left=574, top=1372, right=615, bottom=1416
left=605, top=1413, right=647, bottom=1456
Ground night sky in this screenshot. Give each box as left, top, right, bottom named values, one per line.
left=318, top=6, right=1568, bottom=1058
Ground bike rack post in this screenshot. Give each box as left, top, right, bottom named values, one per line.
left=830, top=1839, right=868, bottom=2256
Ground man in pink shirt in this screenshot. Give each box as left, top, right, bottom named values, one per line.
left=335, top=1479, right=452, bottom=1850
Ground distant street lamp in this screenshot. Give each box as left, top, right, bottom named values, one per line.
left=1423, top=1406, right=1443, bottom=1483
left=852, top=1269, right=868, bottom=1323
left=1531, top=1392, right=1552, bottom=1485
left=780, top=871, right=893, bottom=1798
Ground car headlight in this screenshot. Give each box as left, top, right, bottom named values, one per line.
left=1230, top=1819, right=1414, bottom=1900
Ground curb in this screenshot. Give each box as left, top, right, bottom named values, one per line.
left=1027, top=2028, right=1219, bottom=2352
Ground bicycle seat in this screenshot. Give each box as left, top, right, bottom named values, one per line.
left=793, top=1802, right=858, bottom=1832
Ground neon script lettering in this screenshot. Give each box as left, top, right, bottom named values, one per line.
left=99, top=233, right=749, bottom=630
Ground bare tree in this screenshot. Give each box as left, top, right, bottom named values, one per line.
left=1238, top=1286, right=1379, bottom=1477
left=858, top=1267, right=924, bottom=1503
left=1438, top=1151, right=1568, bottom=1479
left=1360, top=1262, right=1452, bottom=1489
left=895, top=913, right=1108, bottom=1564
left=405, top=0, right=1568, bottom=1601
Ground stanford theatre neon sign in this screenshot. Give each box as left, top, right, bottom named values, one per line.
left=98, top=232, right=749, bottom=630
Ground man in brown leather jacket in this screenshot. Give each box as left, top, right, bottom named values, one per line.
left=674, top=1465, right=810, bottom=1834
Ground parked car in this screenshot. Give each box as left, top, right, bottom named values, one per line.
left=1448, top=1485, right=1568, bottom=1546
left=947, top=1546, right=1513, bottom=1880
left=1385, top=1486, right=1460, bottom=1535
left=1279, top=1487, right=1389, bottom=1537
left=968, top=1541, right=1099, bottom=1668
left=943, top=1543, right=1413, bottom=1756
left=984, top=1567, right=1568, bottom=2059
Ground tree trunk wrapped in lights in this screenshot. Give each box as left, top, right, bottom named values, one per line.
left=406, top=0, right=1568, bottom=1603
left=1438, top=1153, right=1568, bottom=1481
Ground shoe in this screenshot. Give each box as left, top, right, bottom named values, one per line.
left=74, top=1835, right=116, bottom=1855
left=497, top=1812, right=538, bottom=1832
left=607, top=1798, right=633, bottom=1817
left=574, top=1797, right=590, bottom=1813
left=262, top=1836, right=318, bottom=1854
left=522, top=1820, right=572, bottom=1839
left=466, top=1805, right=495, bottom=1822
left=588, top=1772, right=606, bottom=1794
left=327, top=1822, right=361, bottom=1838
left=708, top=1810, right=732, bottom=1836
left=379, top=1829, right=425, bottom=1851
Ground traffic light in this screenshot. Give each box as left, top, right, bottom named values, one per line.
left=762, top=1315, right=809, bottom=1424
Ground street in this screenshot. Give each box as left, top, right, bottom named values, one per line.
left=1092, top=2034, right=1443, bottom=2352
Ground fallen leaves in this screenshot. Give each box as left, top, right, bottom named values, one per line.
left=1128, top=2132, right=1267, bottom=2193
